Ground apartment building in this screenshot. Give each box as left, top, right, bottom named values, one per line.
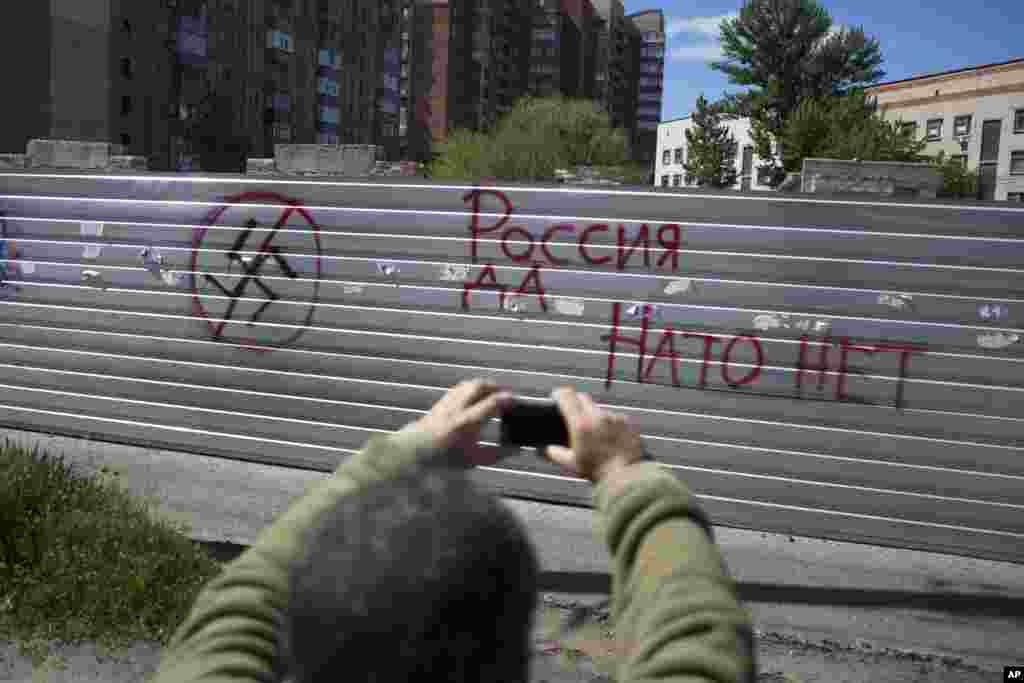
left=628, top=10, right=663, bottom=168
left=2, top=0, right=664, bottom=170
left=405, top=0, right=664, bottom=165
left=590, top=0, right=640, bottom=150
left=868, top=57, right=1024, bottom=201
left=1, top=0, right=397, bottom=170
left=655, top=116, right=773, bottom=191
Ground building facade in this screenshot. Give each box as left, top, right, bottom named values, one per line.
left=655, top=116, right=774, bottom=191
left=868, top=57, right=1024, bottom=201
left=627, top=10, right=663, bottom=169
left=1, top=0, right=664, bottom=170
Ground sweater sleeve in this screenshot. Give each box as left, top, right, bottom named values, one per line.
left=594, top=462, right=757, bottom=683
left=146, top=430, right=439, bottom=683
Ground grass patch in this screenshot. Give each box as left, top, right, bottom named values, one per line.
left=0, top=440, right=225, bottom=668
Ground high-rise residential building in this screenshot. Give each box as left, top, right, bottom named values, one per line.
left=1, top=0, right=396, bottom=170
left=627, top=9, right=664, bottom=168
left=1, top=0, right=663, bottom=169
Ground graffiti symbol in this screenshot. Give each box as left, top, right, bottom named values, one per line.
left=191, top=192, right=323, bottom=350
left=203, top=219, right=299, bottom=327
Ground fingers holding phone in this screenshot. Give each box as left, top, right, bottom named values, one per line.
left=522, top=387, right=647, bottom=484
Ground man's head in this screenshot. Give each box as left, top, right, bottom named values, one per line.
left=283, top=460, right=539, bottom=682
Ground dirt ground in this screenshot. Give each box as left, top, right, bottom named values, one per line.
left=0, top=600, right=1004, bottom=683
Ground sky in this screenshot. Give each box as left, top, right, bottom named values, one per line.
left=621, top=0, right=1023, bottom=121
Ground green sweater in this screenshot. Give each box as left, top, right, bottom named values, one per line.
left=148, top=430, right=755, bottom=682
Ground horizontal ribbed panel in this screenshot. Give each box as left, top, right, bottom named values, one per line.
left=2, top=172, right=1023, bottom=563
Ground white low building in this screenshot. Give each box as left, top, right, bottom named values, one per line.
left=654, top=115, right=774, bottom=191
left=868, top=57, right=1024, bottom=202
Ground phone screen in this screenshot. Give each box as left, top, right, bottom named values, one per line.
left=499, top=399, right=570, bottom=448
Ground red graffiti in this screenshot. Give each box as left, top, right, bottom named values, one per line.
left=462, top=263, right=548, bottom=312
left=464, top=189, right=682, bottom=271
left=602, top=303, right=925, bottom=406
left=191, top=192, right=323, bottom=353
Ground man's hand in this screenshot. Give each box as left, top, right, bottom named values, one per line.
left=399, top=379, right=514, bottom=468
left=544, top=387, right=647, bottom=484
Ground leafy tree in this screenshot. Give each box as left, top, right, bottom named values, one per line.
left=713, top=0, right=886, bottom=185
left=777, top=90, right=928, bottom=172
left=428, top=95, right=630, bottom=181
left=683, top=95, right=739, bottom=188
left=932, top=151, right=979, bottom=199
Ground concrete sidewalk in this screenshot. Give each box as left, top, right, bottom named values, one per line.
left=3, top=428, right=1023, bottom=680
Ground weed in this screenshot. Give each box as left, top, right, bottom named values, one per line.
left=0, top=440, right=223, bottom=668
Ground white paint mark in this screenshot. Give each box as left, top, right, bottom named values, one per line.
left=878, top=293, right=912, bottom=309
left=83, top=244, right=103, bottom=259
left=440, top=264, right=470, bottom=281
left=80, top=222, right=104, bottom=237
left=813, top=320, right=831, bottom=333
left=664, top=278, right=693, bottom=295
left=81, top=270, right=107, bottom=289
left=343, top=284, right=365, bottom=295
left=161, top=271, right=184, bottom=287
left=377, top=263, right=400, bottom=277
left=977, top=332, right=1020, bottom=349
left=754, top=314, right=784, bottom=330
left=503, top=295, right=522, bottom=313
left=979, top=303, right=1009, bottom=321
left=554, top=298, right=585, bottom=316
left=19, top=262, right=34, bottom=274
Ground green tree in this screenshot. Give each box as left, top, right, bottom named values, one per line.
left=932, top=151, right=979, bottom=199
left=683, top=95, right=739, bottom=188
left=713, top=0, right=886, bottom=185
left=778, top=90, right=928, bottom=172
left=428, top=95, right=630, bottom=181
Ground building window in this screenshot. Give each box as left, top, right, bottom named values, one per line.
left=267, top=29, right=294, bottom=53
left=1008, top=192, right=1024, bottom=202
left=1011, top=151, right=1024, bottom=175
left=319, top=47, right=340, bottom=68
left=953, top=115, right=972, bottom=137
left=672, top=174, right=681, bottom=187
left=121, top=19, right=132, bottom=34
left=318, top=77, right=338, bottom=97
left=926, top=118, right=943, bottom=141
left=121, top=95, right=132, bottom=115
left=900, top=121, right=918, bottom=139
left=319, top=105, right=340, bottom=125
left=662, top=150, right=670, bottom=165
left=1015, top=109, right=1024, bottom=133
left=120, top=58, right=133, bottom=79
left=120, top=133, right=131, bottom=147
left=674, top=148, right=683, bottom=164
left=661, top=175, right=669, bottom=187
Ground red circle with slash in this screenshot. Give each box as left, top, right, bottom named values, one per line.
left=190, top=192, right=323, bottom=352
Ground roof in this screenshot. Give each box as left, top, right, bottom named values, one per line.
left=868, top=57, right=1024, bottom=89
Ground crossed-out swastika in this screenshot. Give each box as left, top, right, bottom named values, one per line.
left=191, top=192, right=323, bottom=350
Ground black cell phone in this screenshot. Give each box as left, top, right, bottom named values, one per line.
left=499, top=399, right=570, bottom=449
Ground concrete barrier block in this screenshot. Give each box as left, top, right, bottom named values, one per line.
left=275, top=145, right=319, bottom=174
left=317, top=145, right=343, bottom=174
left=0, top=154, right=26, bottom=170
left=109, top=155, right=149, bottom=171
left=246, top=158, right=276, bottom=175
left=27, top=139, right=110, bottom=169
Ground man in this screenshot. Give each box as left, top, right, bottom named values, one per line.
left=149, top=380, right=755, bottom=682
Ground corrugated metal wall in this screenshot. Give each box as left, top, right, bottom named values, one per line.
left=2, top=171, right=1023, bottom=563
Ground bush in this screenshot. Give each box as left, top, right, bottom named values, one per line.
left=933, top=151, right=978, bottom=199
left=428, top=95, right=631, bottom=181
left=0, top=440, right=223, bottom=667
